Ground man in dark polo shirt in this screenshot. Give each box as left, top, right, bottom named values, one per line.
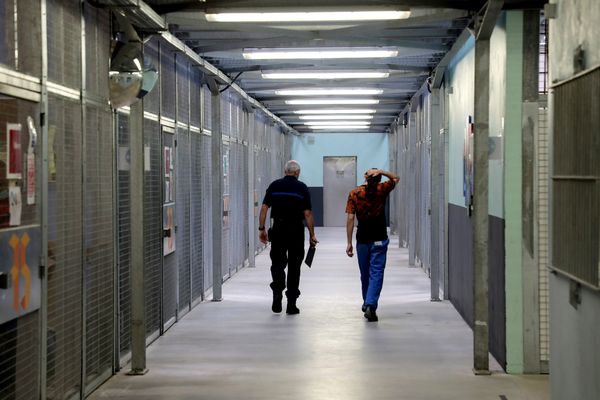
left=259, top=160, right=318, bottom=315
left=345, top=168, right=399, bottom=322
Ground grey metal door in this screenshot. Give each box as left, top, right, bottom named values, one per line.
left=323, top=156, right=357, bottom=227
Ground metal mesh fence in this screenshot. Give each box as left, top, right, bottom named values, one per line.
left=46, top=96, right=83, bottom=400
left=143, top=119, right=162, bottom=338
left=143, top=39, right=160, bottom=115
left=0, top=97, right=41, bottom=400
left=191, top=130, right=204, bottom=301
left=47, top=0, right=81, bottom=88
left=0, top=3, right=293, bottom=394
left=162, top=131, right=177, bottom=329
left=83, top=105, right=114, bottom=394
left=203, top=86, right=212, bottom=131
left=176, top=57, right=191, bottom=314
left=84, top=4, right=110, bottom=100
left=201, top=133, right=213, bottom=291
left=190, top=70, right=201, bottom=129
left=177, top=126, right=192, bottom=314
left=161, top=48, right=176, bottom=120
left=0, top=0, right=41, bottom=75
left=116, top=112, right=131, bottom=359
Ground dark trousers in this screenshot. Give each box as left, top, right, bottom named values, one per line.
left=269, top=224, right=305, bottom=299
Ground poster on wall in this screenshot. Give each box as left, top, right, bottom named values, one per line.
left=9, top=185, right=22, bottom=226
left=0, top=227, right=42, bottom=324
left=463, top=116, right=474, bottom=211
left=164, top=146, right=171, bottom=177
left=26, top=116, right=37, bottom=205
left=6, top=123, right=22, bottom=179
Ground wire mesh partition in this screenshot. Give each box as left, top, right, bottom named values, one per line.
left=0, top=2, right=292, bottom=396
left=201, top=131, right=214, bottom=292
left=46, top=96, right=84, bottom=400
left=116, top=112, right=131, bottom=359
left=143, top=38, right=160, bottom=115
left=203, top=86, right=212, bottom=131
left=83, top=105, right=115, bottom=394
left=84, top=4, right=110, bottom=101
left=190, top=71, right=203, bottom=302
left=0, top=0, right=42, bottom=75
left=143, top=118, right=163, bottom=338
left=177, top=124, right=192, bottom=314
left=0, top=98, right=42, bottom=400
left=191, top=130, right=204, bottom=301
left=176, top=58, right=192, bottom=315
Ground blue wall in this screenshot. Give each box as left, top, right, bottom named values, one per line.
left=291, top=133, right=390, bottom=186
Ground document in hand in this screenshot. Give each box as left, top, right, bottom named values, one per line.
left=304, top=245, right=316, bottom=267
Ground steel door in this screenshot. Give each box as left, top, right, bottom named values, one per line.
left=323, top=156, right=357, bottom=227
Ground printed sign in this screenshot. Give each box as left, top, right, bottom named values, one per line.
left=7, top=123, right=22, bottom=179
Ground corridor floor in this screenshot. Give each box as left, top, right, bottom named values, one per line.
left=90, top=228, right=549, bottom=400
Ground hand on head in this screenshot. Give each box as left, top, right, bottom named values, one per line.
left=365, top=168, right=381, bottom=183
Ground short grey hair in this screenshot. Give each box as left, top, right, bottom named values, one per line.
left=284, top=160, right=301, bottom=174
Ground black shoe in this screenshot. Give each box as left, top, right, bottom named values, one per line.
left=361, top=304, right=367, bottom=312
left=286, top=299, right=300, bottom=315
left=272, top=293, right=283, bottom=313
left=364, top=306, right=378, bottom=322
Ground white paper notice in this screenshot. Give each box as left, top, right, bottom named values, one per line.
left=145, top=146, right=151, bottom=171
left=27, top=152, right=35, bottom=205
left=9, top=185, right=22, bottom=226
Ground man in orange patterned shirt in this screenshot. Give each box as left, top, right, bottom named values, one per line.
left=345, top=168, right=399, bottom=322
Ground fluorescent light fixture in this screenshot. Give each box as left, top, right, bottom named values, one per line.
left=276, top=88, right=382, bottom=96
left=262, top=71, right=389, bottom=80
left=206, top=11, right=410, bottom=23
left=300, top=115, right=373, bottom=120
left=286, top=99, right=380, bottom=105
left=243, top=48, right=398, bottom=60
left=294, top=109, right=376, bottom=114
left=304, top=121, right=370, bottom=126
left=310, top=125, right=371, bottom=130
left=133, top=58, right=142, bottom=71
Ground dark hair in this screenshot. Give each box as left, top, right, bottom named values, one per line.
left=366, top=173, right=380, bottom=198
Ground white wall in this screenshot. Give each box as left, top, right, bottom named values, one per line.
left=549, top=1, right=600, bottom=399
left=447, top=35, right=475, bottom=208
left=446, top=19, right=506, bottom=219
left=291, top=133, right=390, bottom=187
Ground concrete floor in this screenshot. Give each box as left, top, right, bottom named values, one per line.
left=90, top=227, right=549, bottom=400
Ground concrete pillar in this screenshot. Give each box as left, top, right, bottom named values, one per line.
left=129, top=99, right=147, bottom=375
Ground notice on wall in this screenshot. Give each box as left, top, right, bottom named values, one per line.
left=6, top=123, right=22, bottom=179
left=26, top=153, right=35, bottom=205
left=9, top=185, right=22, bottom=226
left=26, top=116, right=37, bottom=205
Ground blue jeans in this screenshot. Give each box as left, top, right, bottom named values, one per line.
left=356, top=239, right=389, bottom=310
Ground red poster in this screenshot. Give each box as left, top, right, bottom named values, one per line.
left=7, top=124, right=22, bottom=179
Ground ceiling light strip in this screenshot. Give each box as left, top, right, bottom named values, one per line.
left=263, top=71, right=389, bottom=79
left=294, top=109, right=376, bottom=114
left=206, top=11, right=410, bottom=23
left=310, top=126, right=371, bottom=130
left=286, top=99, right=380, bottom=105
left=299, top=115, right=373, bottom=120
left=244, top=49, right=398, bottom=60
left=304, top=121, right=370, bottom=126
left=276, top=88, right=382, bottom=96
